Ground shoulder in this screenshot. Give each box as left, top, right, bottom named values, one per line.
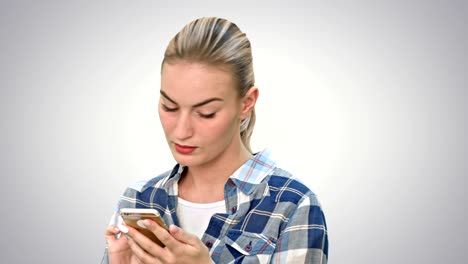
left=118, top=166, right=178, bottom=208
left=264, top=167, right=327, bottom=231
left=264, top=167, right=322, bottom=207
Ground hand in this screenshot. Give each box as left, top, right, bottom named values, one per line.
left=105, top=225, right=142, bottom=264
left=125, top=219, right=214, bottom=264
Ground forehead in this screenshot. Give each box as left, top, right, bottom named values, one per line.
left=161, top=62, right=237, bottom=103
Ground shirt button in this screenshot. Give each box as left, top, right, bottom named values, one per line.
left=231, top=206, right=237, bottom=213
left=244, top=243, right=252, bottom=252
left=205, top=240, right=213, bottom=248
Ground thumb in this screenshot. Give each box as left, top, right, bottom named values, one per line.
left=169, top=224, right=198, bottom=245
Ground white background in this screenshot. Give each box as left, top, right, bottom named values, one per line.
left=1, top=0, right=466, bottom=263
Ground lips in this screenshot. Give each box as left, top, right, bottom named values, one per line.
left=174, top=143, right=197, bottom=154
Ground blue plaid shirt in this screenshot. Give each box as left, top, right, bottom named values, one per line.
left=102, top=149, right=328, bottom=263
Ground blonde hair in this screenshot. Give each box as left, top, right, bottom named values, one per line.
left=163, top=17, right=256, bottom=152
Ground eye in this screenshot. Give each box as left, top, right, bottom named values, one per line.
left=161, top=104, right=177, bottom=112
left=199, top=112, right=216, bottom=119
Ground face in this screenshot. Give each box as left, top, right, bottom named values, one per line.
left=159, top=62, right=245, bottom=168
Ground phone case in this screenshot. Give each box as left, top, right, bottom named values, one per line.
left=119, top=208, right=168, bottom=247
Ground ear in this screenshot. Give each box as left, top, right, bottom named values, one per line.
left=240, top=86, right=259, bottom=119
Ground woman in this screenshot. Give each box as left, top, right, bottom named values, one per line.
left=102, top=17, right=328, bottom=264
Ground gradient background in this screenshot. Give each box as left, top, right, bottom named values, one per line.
left=1, top=0, right=466, bottom=263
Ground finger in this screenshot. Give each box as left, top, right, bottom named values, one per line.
left=125, top=224, right=166, bottom=258
left=126, top=234, right=159, bottom=264
left=116, top=224, right=129, bottom=234
left=142, top=219, right=179, bottom=249
left=105, top=225, right=122, bottom=240
left=168, top=224, right=199, bottom=246
left=105, top=225, right=132, bottom=255
left=105, top=225, right=119, bottom=236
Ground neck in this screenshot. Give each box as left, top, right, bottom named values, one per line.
left=178, top=144, right=252, bottom=203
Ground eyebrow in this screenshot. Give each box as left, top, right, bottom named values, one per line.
left=160, top=90, right=223, bottom=108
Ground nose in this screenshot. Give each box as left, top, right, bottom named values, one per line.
left=173, top=112, right=194, bottom=140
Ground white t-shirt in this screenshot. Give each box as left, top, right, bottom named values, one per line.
left=177, top=197, right=226, bottom=239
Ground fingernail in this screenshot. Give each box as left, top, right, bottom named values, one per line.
left=169, top=224, right=179, bottom=233
left=143, top=219, right=151, bottom=227
left=117, top=224, right=129, bottom=233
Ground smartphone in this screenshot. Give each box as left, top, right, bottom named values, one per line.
left=119, top=208, right=168, bottom=247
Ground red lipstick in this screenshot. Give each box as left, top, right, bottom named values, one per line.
left=174, top=143, right=197, bottom=154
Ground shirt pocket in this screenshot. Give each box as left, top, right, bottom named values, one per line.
left=223, top=229, right=277, bottom=257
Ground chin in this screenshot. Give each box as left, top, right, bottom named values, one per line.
left=171, top=151, right=199, bottom=166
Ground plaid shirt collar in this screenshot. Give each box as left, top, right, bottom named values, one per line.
left=162, top=148, right=277, bottom=195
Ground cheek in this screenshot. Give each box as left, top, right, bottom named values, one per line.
left=201, top=117, right=237, bottom=142
left=159, top=111, right=175, bottom=131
